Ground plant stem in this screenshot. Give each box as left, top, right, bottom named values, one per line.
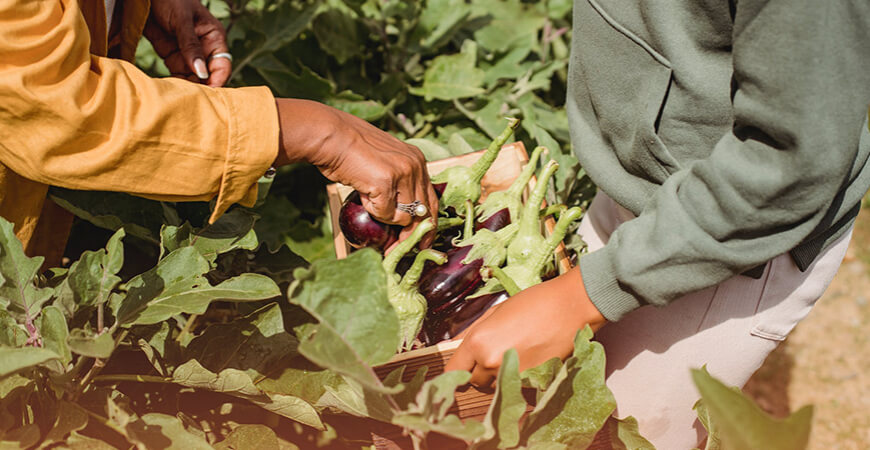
left=487, top=266, right=521, bottom=296
left=399, top=249, right=446, bottom=289
left=92, top=374, right=174, bottom=384
left=382, top=219, right=435, bottom=274
left=177, top=314, right=199, bottom=343
left=469, top=118, right=521, bottom=183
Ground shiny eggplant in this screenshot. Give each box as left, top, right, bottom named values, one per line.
left=416, top=245, right=484, bottom=314
left=474, top=207, right=511, bottom=232
left=338, top=190, right=400, bottom=251
left=422, top=290, right=510, bottom=345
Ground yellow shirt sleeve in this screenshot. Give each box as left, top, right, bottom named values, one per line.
left=0, top=0, right=279, bottom=223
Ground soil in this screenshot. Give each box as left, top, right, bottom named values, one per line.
left=744, top=203, right=870, bottom=449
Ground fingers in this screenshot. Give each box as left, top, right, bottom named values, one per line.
left=195, top=6, right=232, bottom=87
left=445, top=338, right=497, bottom=389
left=169, top=7, right=208, bottom=81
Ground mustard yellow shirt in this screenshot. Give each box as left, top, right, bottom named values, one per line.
left=0, top=0, right=279, bottom=265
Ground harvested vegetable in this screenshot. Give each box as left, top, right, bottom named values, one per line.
left=338, top=190, right=400, bottom=251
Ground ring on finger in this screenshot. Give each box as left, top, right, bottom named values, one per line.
left=210, top=52, right=233, bottom=62
left=397, top=200, right=428, bottom=217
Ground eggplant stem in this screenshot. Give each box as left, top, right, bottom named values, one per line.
left=437, top=217, right=464, bottom=231
left=519, top=161, right=559, bottom=237
left=382, top=219, right=435, bottom=274
left=532, top=207, right=584, bottom=275
left=463, top=200, right=475, bottom=241
left=506, top=146, right=548, bottom=199
left=469, top=117, right=521, bottom=183
left=540, top=204, right=566, bottom=218
left=400, top=249, right=447, bottom=289
left=486, top=266, right=522, bottom=296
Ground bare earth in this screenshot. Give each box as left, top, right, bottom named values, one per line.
left=744, top=204, right=870, bottom=449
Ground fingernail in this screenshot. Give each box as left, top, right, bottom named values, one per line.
left=194, top=58, right=208, bottom=79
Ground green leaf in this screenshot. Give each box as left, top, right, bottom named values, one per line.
left=474, top=349, right=526, bottom=449
left=408, top=0, right=472, bottom=52
left=0, top=311, right=26, bottom=347
left=251, top=56, right=335, bottom=100
left=113, top=247, right=280, bottom=326
left=317, top=377, right=395, bottom=422
left=231, top=1, right=321, bottom=80
left=521, top=357, right=561, bottom=392
left=694, top=398, right=720, bottom=450
left=288, top=249, right=399, bottom=392
left=185, top=303, right=298, bottom=382
left=160, top=209, right=258, bottom=264
left=35, top=306, right=72, bottom=366
left=610, top=416, right=655, bottom=450
left=42, top=401, right=89, bottom=446
left=521, top=327, right=616, bottom=448
left=483, top=47, right=533, bottom=88
left=326, top=90, right=389, bottom=121
left=471, top=0, right=545, bottom=54
left=126, top=413, right=212, bottom=450
left=691, top=368, right=813, bottom=450
left=49, top=189, right=168, bottom=244
left=446, top=132, right=477, bottom=156
left=409, top=40, right=485, bottom=101
left=172, top=360, right=323, bottom=430
left=405, top=138, right=452, bottom=162
left=0, top=217, right=52, bottom=322
left=0, top=347, right=58, bottom=377
left=391, top=370, right=485, bottom=441
left=312, top=9, right=362, bottom=64
left=253, top=196, right=334, bottom=262
left=64, top=228, right=125, bottom=308
left=67, top=329, right=115, bottom=359
left=214, top=424, right=280, bottom=450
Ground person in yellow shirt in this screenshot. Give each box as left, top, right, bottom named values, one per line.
left=0, top=0, right=438, bottom=266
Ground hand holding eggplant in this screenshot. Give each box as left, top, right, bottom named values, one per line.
left=274, top=99, right=439, bottom=236
left=444, top=267, right=606, bottom=388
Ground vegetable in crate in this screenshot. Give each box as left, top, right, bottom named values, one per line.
left=418, top=201, right=517, bottom=318
left=475, top=145, right=548, bottom=231
left=382, top=219, right=446, bottom=351
left=431, top=118, right=521, bottom=213
left=338, top=190, right=400, bottom=251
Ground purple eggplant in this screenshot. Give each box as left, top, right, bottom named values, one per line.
left=338, top=191, right=400, bottom=251
left=422, top=290, right=510, bottom=345
left=417, top=245, right=484, bottom=314
left=474, top=207, right=511, bottom=232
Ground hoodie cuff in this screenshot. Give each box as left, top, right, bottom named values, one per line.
left=579, top=243, right=645, bottom=322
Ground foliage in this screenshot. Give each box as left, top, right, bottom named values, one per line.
left=2, top=0, right=807, bottom=448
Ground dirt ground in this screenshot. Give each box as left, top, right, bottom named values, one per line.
left=743, top=203, right=870, bottom=449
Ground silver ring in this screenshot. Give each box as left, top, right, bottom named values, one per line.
left=397, top=201, right=428, bottom=217
left=210, top=52, right=233, bottom=62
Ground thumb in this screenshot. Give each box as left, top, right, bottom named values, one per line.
left=174, top=14, right=208, bottom=80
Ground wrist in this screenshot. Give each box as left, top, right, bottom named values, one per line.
left=274, top=98, right=337, bottom=167
left=561, top=267, right=607, bottom=332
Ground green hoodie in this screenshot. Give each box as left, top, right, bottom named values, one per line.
left=568, top=0, right=870, bottom=320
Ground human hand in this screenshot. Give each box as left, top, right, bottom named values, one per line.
left=144, top=0, right=231, bottom=87
left=274, top=99, right=439, bottom=241
left=444, top=267, right=606, bottom=387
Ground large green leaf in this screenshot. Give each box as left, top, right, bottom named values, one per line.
left=287, top=249, right=399, bottom=392
left=230, top=0, right=321, bottom=80
left=35, top=306, right=72, bottom=367
left=253, top=196, right=334, bottom=262
left=312, top=9, right=362, bottom=64
left=125, top=413, right=212, bottom=450
left=471, top=0, right=546, bottom=54
left=691, top=368, right=813, bottom=450
left=408, top=0, right=472, bottom=53
left=64, top=228, right=125, bottom=308
left=185, top=303, right=298, bottom=382
left=409, top=40, right=485, bottom=101
left=160, top=208, right=258, bottom=264
left=0, top=311, right=26, bottom=348
left=326, top=90, right=389, bottom=121
left=67, top=328, right=115, bottom=359
left=172, top=360, right=324, bottom=430
left=610, top=416, right=656, bottom=450
left=521, top=327, right=616, bottom=448
left=113, top=247, right=280, bottom=326
left=0, top=217, right=52, bottom=323
left=473, top=349, right=526, bottom=449
left=0, top=347, right=58, bottom=377
left=49, top=189, right=169, bottom=244
left=391, top=371, right=485, bottom=441
left=213, top=424, right=280, bottom=450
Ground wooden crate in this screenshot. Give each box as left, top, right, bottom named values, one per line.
left=325, top=143, right=608, bottom=449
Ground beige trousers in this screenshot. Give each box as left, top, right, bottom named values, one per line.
left=578, top=192, right=852, bottom=449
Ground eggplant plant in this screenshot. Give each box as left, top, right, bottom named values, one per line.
left=382, top=219, right=446, bottom=351
left=505, top=160, right=560, bottom=268
left=430, top=118, right=521, bottom=213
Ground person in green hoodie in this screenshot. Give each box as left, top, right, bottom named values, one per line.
left=446, top=1, right=870, bottom=447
